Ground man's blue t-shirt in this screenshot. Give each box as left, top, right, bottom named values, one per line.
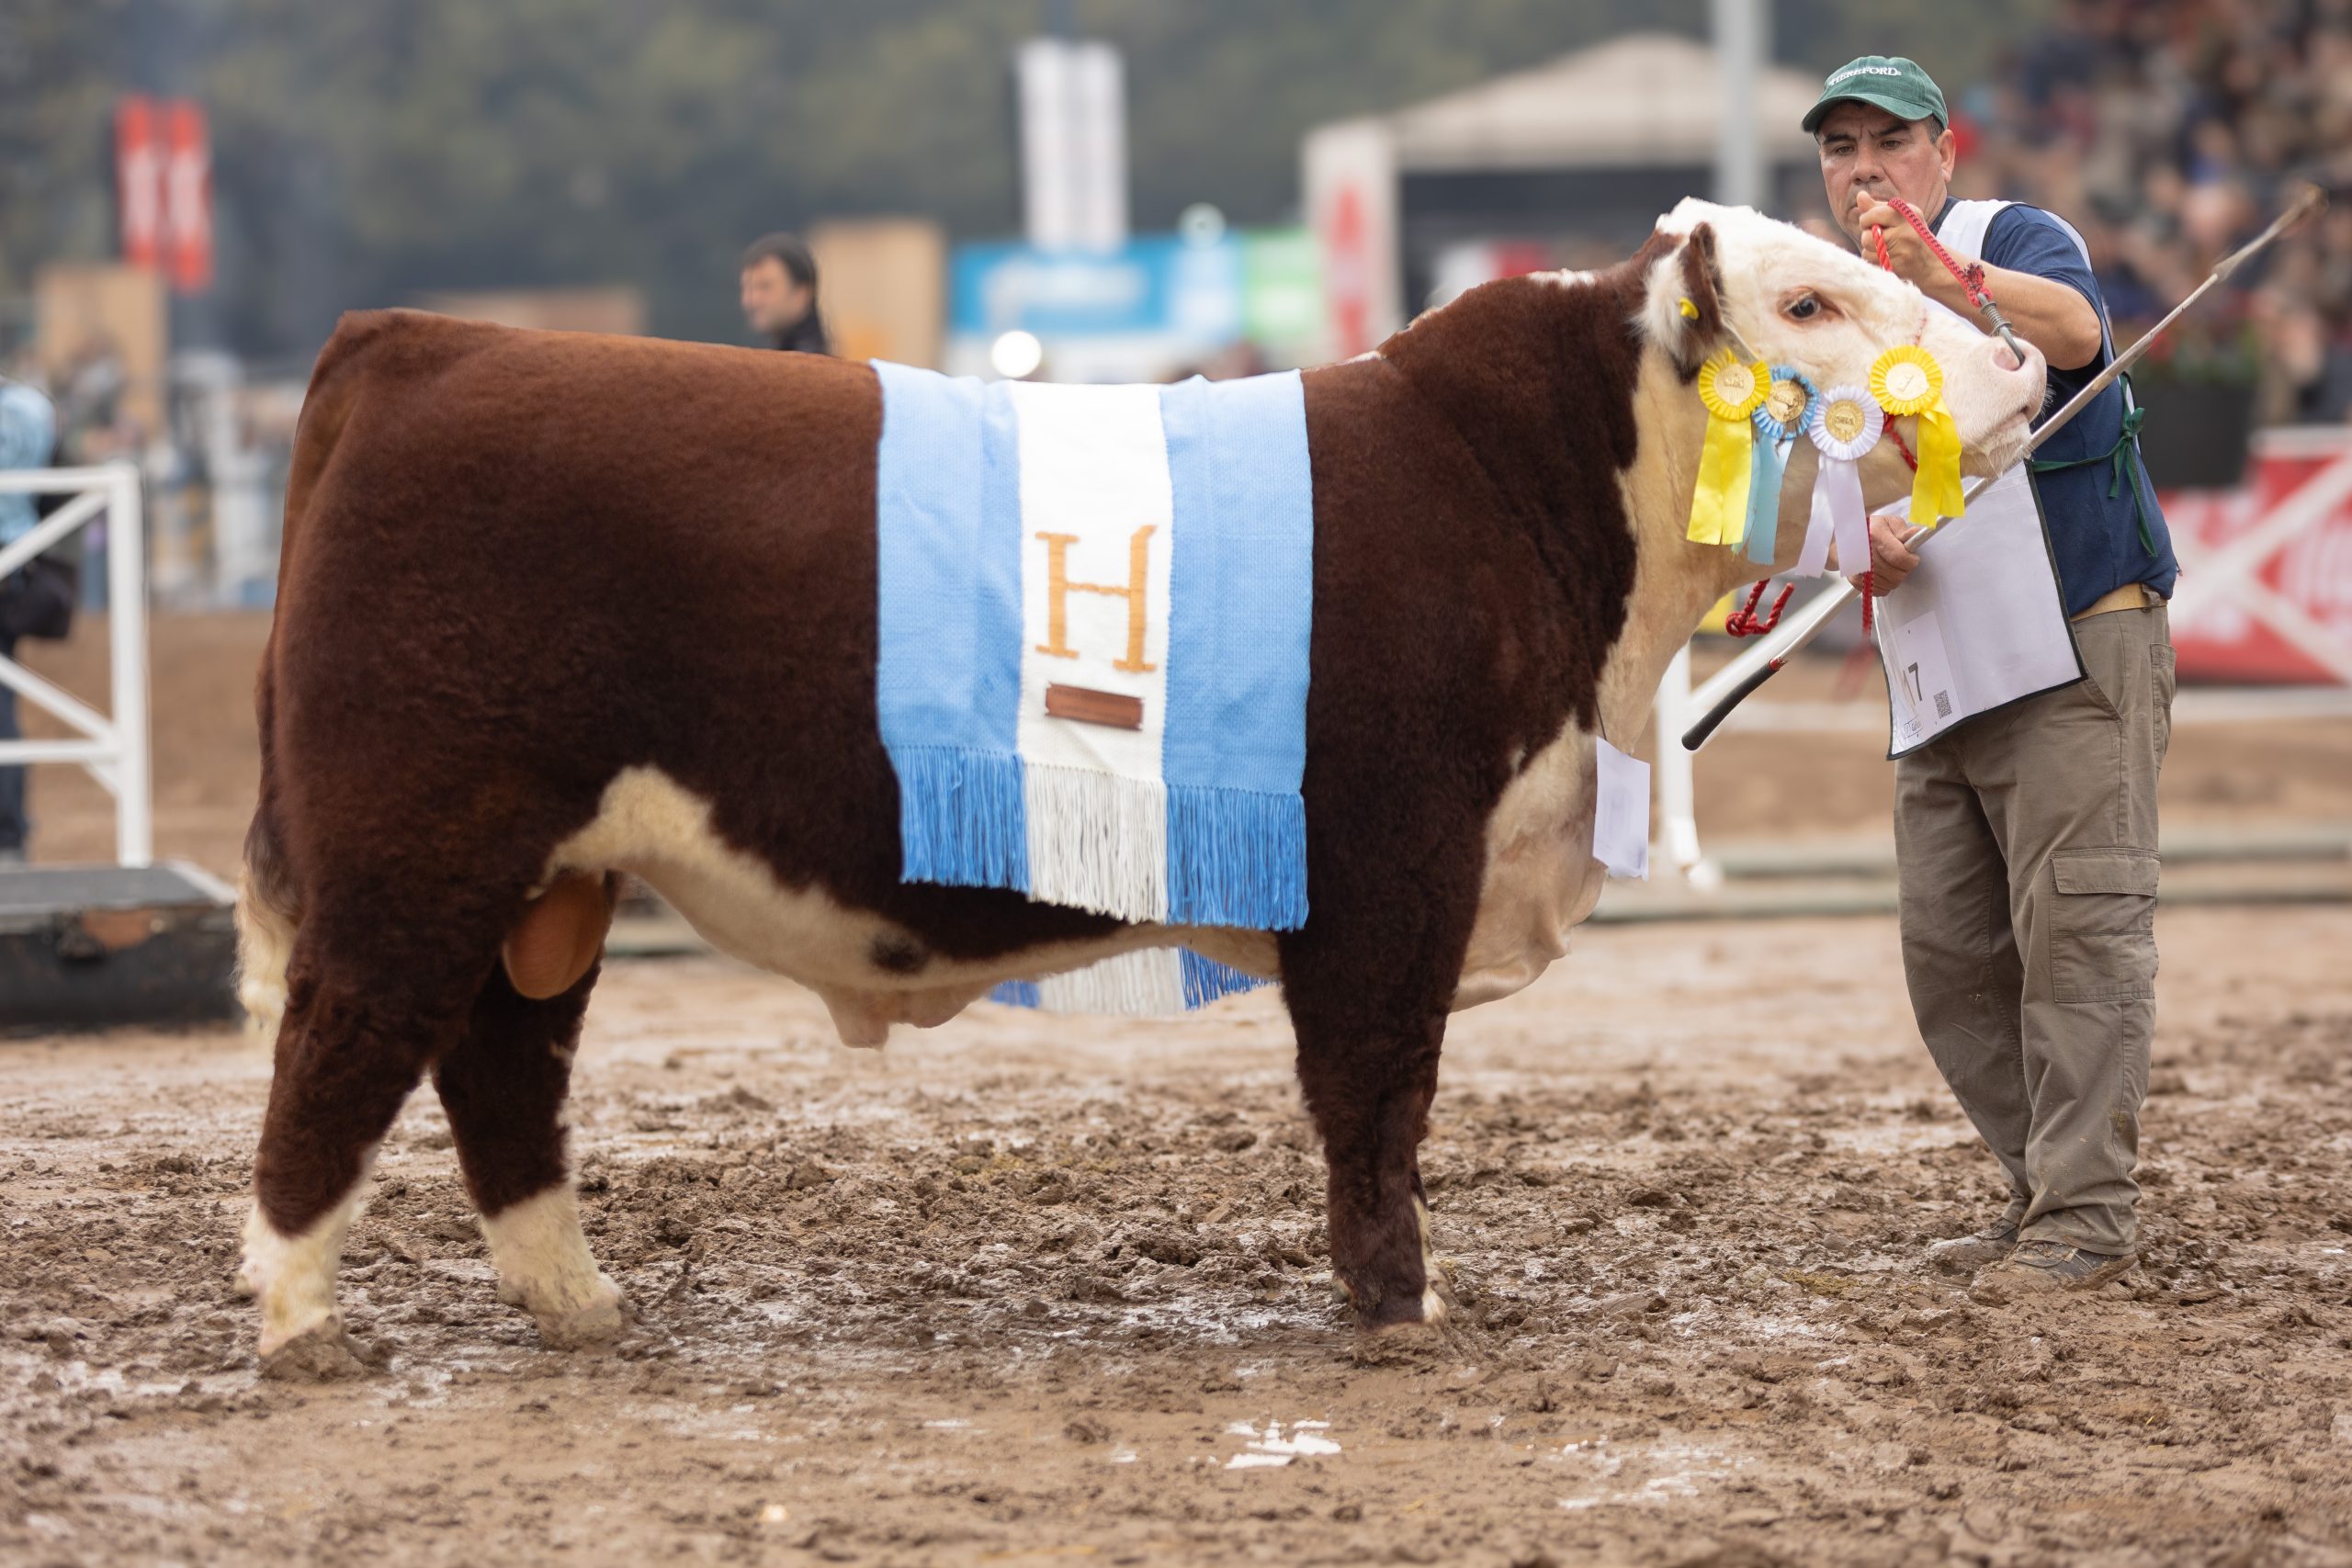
left=1938, top=201, right=2179, bottom=617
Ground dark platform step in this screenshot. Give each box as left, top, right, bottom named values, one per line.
left=0, top=863, right=239, bottom=1032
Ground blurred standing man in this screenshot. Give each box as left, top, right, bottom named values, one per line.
left=1805, top=58, right=2179, bottom=1299
left=0, top=372, right=60, bottom=863
left=740, top=232, right=831, bottom=355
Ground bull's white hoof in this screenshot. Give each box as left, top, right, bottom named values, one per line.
left=481, top=1185, right=628, bottom=1348
left=530, top=1280, right=631, bottom=1349
left=241, top=1188, right=368, bottom=1371
left=259, top=1314, right=371, bottom=1382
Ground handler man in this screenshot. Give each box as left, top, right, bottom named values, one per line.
left=1805, top=58, right=2179, bottom=1298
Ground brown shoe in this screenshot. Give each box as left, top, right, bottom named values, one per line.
left=1968, top=1239, right=2135, bottom=1304
left=1925, top=1215, right=2020, bottom=1274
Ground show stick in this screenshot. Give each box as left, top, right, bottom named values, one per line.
left=1681, top=183, right=2329, bottom=752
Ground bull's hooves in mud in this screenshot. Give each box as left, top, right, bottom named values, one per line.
left=532, top=1292, right=634, bottom=1350
left=1344, top=1279, right=1459, bottom=1361
left=259, top=1320, right=375, bottom=1382
left=1350, top=1316, right=1459, bottom=1364
left=497, top=1276, right=633, bottom=1349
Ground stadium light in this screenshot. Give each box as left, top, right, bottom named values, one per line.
left=990, top=330, right=1046, bottom=379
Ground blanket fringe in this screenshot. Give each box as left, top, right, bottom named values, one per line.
left=1024, top=761, right=1168, bottom=923
left=1042, top=949, right=1187, bottom=1016
left=894, top=747, right=1029, bottom=891
left=990, top=948, right=1269, bottom=1015
left=1180, top=949, right=1268, bottom=1009
left=1166, top=784, right=1307, bottom=931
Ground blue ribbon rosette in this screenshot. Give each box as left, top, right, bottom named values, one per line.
left=1743, top=367, right=1818, bottom=568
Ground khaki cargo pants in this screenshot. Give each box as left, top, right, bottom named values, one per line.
left=1894, top=602, right=2175, bottom=1256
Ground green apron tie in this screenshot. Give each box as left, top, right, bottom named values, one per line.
left=2029, top=378, right=2158, bottom=558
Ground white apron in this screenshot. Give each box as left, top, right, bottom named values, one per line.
left=1870, top=198, right=2092, bottom=758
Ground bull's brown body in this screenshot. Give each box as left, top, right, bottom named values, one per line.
left=237, top=209, right=2040, bottom=1368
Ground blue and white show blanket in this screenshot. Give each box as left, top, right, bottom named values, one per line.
left=872, top=362, right=1315, bottom=1015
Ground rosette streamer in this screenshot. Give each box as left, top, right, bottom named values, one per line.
left=1744, top=367, right=1817, bottom=567
left=1802, top=386, right=1884, bottom=579
left=1871, top=344, right=1966, bottom=526
left=1687, top=351, right=1770, bottom=546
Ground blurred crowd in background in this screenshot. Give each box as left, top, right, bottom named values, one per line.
left=1955, top=0, right=2352, bottom=423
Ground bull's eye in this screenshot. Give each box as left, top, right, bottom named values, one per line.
left=1786, top=294, right=1823, bottom=321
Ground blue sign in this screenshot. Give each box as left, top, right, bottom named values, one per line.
left=950, top=236, right=1244, bottom=341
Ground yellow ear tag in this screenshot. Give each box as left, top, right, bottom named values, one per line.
left=1688, top=350, right=1770, bottom=546
left=1678, top=297, right=1701, bottom=321
left=1869, top=344, right=1966, bottom=525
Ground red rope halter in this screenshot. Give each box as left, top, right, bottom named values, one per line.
left=1724, top=578, right=1794, bottom=638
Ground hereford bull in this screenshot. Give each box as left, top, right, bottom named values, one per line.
left=234, top=200, right=2043, bottom=1376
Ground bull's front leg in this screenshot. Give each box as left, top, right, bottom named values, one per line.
left=1278, top=818, right=1482, bottom=1338
left=1291, top=1001, right=1453, bottom=1332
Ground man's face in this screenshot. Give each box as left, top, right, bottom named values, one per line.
left=740, top=257, right=813, bottom=336
left=1815, top=102, right=1958, bottom=243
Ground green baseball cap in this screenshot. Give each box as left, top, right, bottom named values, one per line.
left=1802, top=55, right=1948, bottom=134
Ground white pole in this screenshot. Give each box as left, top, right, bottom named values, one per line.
left=1713, top=0, right=1766, bottom=211
left=107, top=463, right=153, bottom=867
left=1654, top=648, right=1695, bottom=864
left=1653, top=646, right=1719, bottom=888
left=1667, top=0, right=1770, bottom=886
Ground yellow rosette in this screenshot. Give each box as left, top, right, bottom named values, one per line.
left=1688, top=350, right=1770, bottom=546
left=1870, top=344, right=1966, bottom=526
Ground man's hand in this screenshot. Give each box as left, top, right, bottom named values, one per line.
left=1850, top=196, right=2098, bottom=369
left=1840, top=513, right=1925, bottom=596
left=1852, top=200, right=1943, bottom=293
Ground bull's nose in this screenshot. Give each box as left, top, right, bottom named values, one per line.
left=1988, top=331, right=2042, bottom=378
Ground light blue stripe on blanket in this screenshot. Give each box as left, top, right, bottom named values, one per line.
left=1159, top=371, right=1314, bottom=931
left=873, top=361, right=1029, bottom=892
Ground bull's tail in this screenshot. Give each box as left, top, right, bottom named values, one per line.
left=236, top=656, right=301, bottom=1049
left=236, top=806, right=300, bottom=1049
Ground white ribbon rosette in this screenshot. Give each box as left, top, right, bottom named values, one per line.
left=1800, top=385, right=1885, bottom=580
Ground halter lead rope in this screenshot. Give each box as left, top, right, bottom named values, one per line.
left=1723, top=578, right=1794, bottom=638
left=1871, top=197, right=2029, bottom=368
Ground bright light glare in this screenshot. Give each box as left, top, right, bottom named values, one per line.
left=990, top=330, right=1045, bottom=379
left=1179, top=202, right=1227, bottom=247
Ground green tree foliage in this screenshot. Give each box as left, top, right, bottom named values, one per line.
left=0, top=1, right=132, bottom=300
left=2, top=0, right=2051, bottom=356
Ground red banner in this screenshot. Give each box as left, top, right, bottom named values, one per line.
left=114, top=96, right=212, bottom=294
left=2163, top=427, right=2352, bottom=684
left=164, top=100, right=214, bottom=294
left=114, top=96, right=164, bottom=270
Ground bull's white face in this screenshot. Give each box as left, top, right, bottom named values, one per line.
left=1645, top=199, right=2045, bottom=481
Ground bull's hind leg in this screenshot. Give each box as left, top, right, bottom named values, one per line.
left=433, top=960, right=627, bottom=1348
left=241, top=943, right=476, bottom=1379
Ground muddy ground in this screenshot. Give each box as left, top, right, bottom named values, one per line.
left=6, top=613, right=2352, bottom=1564
left=6, top=904, right=2351, bottom=1567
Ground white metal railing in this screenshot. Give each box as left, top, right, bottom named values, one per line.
left=0, top=464, right=151, bottom=866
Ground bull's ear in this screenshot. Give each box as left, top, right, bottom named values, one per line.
left=1645, top=221, right=1728, bottom=375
